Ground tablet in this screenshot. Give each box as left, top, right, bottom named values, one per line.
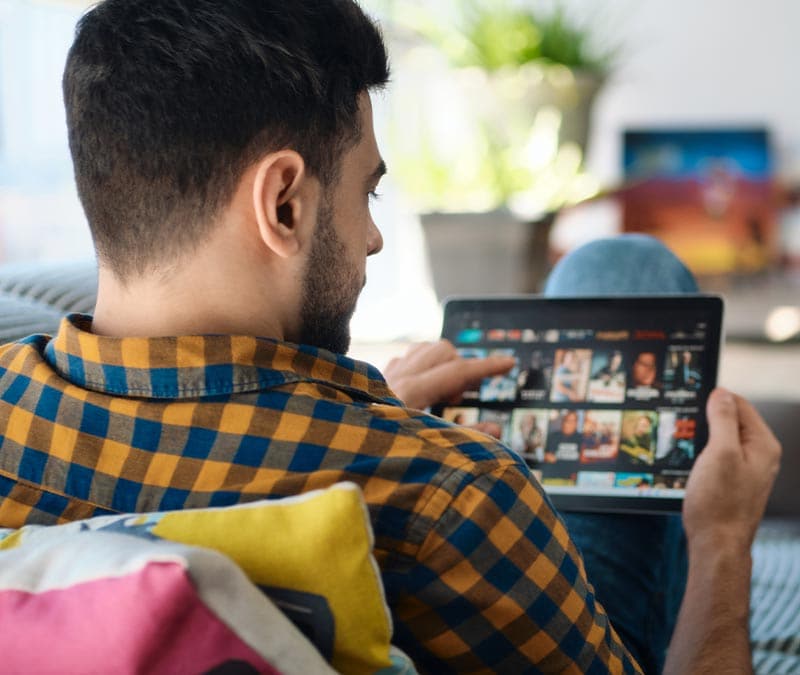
left=434, top=295, right=724, bottom=514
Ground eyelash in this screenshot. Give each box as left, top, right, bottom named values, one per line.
left=368, top=190, right=382, bottom=202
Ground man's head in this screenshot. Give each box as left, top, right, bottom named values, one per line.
left=296, top=106, right=385, bottom=353
left=66, top=0, right=390, bottom=352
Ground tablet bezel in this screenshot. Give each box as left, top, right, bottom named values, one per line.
left=435, top=294, right=724, bottom=514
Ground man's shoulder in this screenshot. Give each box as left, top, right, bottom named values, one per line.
left=0, top=334, right=51, bottom=366
left=357, top=401, right=524, bottom=476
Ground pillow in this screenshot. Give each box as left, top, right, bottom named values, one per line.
left=0, top=482, right=403, bottom=675
left=750, top=526, right=800, bottom=673
left=0, top=529, right=333, bottom=674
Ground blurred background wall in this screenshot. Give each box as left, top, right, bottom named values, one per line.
left=557, top=0, right=800, bottom=254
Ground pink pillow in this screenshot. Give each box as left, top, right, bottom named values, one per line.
left=0, top=529, right=333, bottom=674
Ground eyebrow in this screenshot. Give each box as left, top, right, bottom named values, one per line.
left=366, top=159, right=387, bottom=185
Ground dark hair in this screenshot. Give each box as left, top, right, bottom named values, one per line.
left=63, top=0, right=389, bottom=278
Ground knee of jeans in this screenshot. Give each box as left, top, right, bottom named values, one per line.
left=543, top=234, right=699, bottom=296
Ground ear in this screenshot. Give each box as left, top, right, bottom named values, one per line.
left=252, top=150, right=315, bottom=258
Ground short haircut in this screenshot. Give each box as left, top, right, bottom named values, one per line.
left=63, top=0, right=389, bottom=278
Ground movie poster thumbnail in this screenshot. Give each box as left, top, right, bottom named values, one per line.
left=655, top=411, right=697, bottom=468
left=653, top=473, right=688, bottom=490
left=615, top=472, right=655, bottom=488
left=549, top=349, right=592, bottom=403
left=576, top=471, right=616, bottom=488
left=479, top=349, right=520, bottom=402
left=508, top=408, right=549, bottom=464
left=441, top=407, right=480, bottom=427
left=544, top=409, right=584, bottom=463
left=580, top=410, right=622, bottom=464
left=478, top=408, right=511, bottom=440
left=619, top=410, right=658, bottom=466
left=586, top=350, right=626, bottom=404
left=626, top=351, right=663, bottom=402
left=456, top=348, right=487, bottom=400
left=516, top=350, right=554, bottom=402
left=541, top=474, right=577, bottom=487
left=663, top=347, right=703, bottom=400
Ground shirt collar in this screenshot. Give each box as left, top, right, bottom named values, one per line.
left=43, top=314, right=401, bottom=405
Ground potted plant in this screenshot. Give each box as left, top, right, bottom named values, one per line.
left=385, top=1, right=617, bottom=298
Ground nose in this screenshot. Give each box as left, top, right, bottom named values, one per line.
left=367, top=219, right=383, bottom=256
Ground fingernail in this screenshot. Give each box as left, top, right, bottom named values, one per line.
left=715, top=388, right=734, bottom=404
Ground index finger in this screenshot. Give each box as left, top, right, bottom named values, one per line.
left=400, top=340, right=459, bottom=374
left=419, top=354, right=516, bottom=404
left=456, top=353, right=517, bottom=383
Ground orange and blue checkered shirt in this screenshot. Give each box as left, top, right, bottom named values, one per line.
left=0, top=314, right=641, bottom=673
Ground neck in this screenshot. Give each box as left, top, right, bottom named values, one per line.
left=92, top=229, right=297, bottom=339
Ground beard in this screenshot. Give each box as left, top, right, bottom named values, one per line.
left=297, top=196, right=363, bottom=354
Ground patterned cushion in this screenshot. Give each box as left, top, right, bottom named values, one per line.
left=0, top=260, right=97, bottom=343
left=751, top=522, right=800, bottom=674
left=0, top=483, right=416, bottom=675
left=0, top=530, right=332, bottom=674
left=0, top=294, right=63, bottom=343
left=0, top=260, right=97, bottom=314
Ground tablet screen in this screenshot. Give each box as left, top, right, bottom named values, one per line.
left=435, top=296, right=723, bottom=513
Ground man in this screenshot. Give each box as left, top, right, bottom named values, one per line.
left=631, top=351, right=661, bottom=389
left=545, top=410, right=583, bottom=463
left=592, top=350, right=624, bottom=385
left=675, top=350, right=702, bottom=390
left=0, top=1, right=781, bottom=673
left=509, top=411, right=545, bottom=462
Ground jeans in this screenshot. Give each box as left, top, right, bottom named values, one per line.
left=542, top=234, right=696, bottom=674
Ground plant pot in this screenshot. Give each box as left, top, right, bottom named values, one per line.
left=420, top=209, right=555, bottom=302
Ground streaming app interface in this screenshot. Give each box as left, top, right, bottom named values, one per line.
left=439, top=300, right=719, bottom=500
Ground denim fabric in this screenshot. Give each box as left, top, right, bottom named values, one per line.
left=543, top=234, right=696, bottom=673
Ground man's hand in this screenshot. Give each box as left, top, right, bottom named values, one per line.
left=683, top=388, right=782, bottom=555
left=664, top=388, right=781, bottom=675
left=383, top=340, right=515, bottom=411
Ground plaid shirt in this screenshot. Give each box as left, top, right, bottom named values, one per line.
left=0, top=314, right=640, bottom=673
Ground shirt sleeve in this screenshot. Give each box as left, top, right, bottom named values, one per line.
left=393, top=463, right=644, bottom=674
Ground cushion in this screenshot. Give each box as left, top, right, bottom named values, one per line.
left=0, top=260, right=97, bottom=314
left=0, top=482, right=409, bottom=675
left=750, top=523, right=800, bottom=673
left=0, top=260, right=98, bottom=343
left=0, top=529, right=332, bottom=674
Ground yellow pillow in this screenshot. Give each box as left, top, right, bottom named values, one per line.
left=0, top=482, right=393, bottom=675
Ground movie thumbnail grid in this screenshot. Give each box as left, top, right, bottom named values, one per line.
left=457, top=343, right=705, bottom=406
left=442, top=405, right=696, bottom=488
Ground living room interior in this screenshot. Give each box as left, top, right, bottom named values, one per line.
left=0, top=0, right=798, bottom=672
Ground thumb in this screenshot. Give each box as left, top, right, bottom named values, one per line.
left=705, top=388, right=741, bottom=456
